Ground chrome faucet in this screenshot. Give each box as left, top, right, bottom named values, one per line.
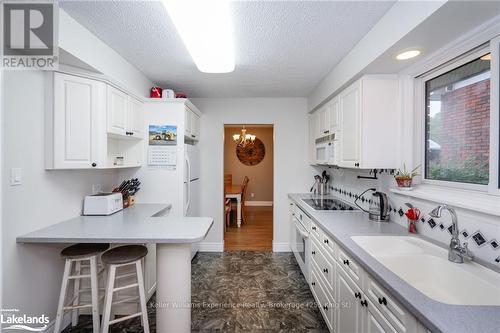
left=429, top=204, right=474, bottom=263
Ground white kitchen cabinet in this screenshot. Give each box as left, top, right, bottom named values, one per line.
left=107, top=85, right=144, bottom=139
left=46, top=72, right=144, bottom=169
left=329, top=98, right=340, bottom=133
left=317, top=105, right=331, bottom=138
left=339, top=81, right=361, bottom=167
left=128, top=97, right=144, bottom=139
left=309, top=75, right=398, bottom=168
left=338, top=75, right=399, bottom=169
left=308, top=115, right=317, bottom=165
left=185, top=106, right=200, bottom=141
left=107, top=85, right=129, bottom=136
left=305, top=212, right=420, bottom=333
left=46, top=72, right=107, bottom=169
left=337, top=265, right=364, bottom=333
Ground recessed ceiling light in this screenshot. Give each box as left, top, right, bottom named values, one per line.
left=396, top=50, right=421, bottom=60
left=162, top=0, right=235, bottom=73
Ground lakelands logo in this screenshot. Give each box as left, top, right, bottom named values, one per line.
left=1, top=308, right=49, bottom=331
left=1, top=0, right=58, bottom=70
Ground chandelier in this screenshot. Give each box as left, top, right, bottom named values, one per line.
left=232, top=126, right=256, bottom=147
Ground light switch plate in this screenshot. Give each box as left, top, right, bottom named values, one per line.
left=10, top=168, right=22, bottom=186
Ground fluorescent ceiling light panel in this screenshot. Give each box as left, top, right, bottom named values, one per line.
left=163, top=0, right=235, bottom=73
left=396, top=50, right=421, bottom=60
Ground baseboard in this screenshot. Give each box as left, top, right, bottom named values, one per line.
left=245, top=201, right=273, bottom=207
left=198, top=242, right=224, bottom=252
left=273, top=242, right=291, bottom=252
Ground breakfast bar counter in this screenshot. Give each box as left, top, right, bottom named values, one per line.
left=17, top=203, right=214, bottom=333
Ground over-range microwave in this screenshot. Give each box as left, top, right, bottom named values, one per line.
left=315, top=134, right=337, bottom=164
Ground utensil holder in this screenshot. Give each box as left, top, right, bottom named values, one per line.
left=319, top=183, right=329, bottom=196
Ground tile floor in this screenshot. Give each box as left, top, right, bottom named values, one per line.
left=63, top=252, right=327, bottom=332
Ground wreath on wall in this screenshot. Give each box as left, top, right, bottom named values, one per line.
left=236, top=138, right=265, bottom=166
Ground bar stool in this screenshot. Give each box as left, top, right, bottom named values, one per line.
left=54, top=243, right=110, bottom=333
left=101, top=245, right=150, bottom=333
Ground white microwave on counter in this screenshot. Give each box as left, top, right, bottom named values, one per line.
left=315, top=134, right=337, bottom=164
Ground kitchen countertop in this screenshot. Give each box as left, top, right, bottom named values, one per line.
left=288, top=193, right=500, bottom=333
left=17, top=203, right=214, bottom=244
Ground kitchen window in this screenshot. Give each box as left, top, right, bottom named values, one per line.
left=424, top=53, right=491, bottom=186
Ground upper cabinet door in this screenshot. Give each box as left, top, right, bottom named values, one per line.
left=185, top=107, right=193, bottom=136
left=53, top=73, right=105, bottom=169
left=107, top=85, right=128, bottom=136
left=191, top=112, right=200, bottom=140
left=329, top=98, right=339, bottom=133
left=339, top=82, right=361, bottom=168
left=127, top=97, right=144, bottom=138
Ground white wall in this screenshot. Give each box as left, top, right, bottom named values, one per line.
left=59, top=9, right=154, bottom=97
left=1, top=70, right=119, bottom=328
left=192, top=98, right=314, bottom=251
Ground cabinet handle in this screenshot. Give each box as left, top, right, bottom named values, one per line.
left=361, top=300, right=368, bottom=307
left=378, top=297, right=387, bottom=306
left=323, top=268, right=328, bottom=273
left=323, top=305, right=328, bottom=311
left=324, top=239, right=329, bottom=244
left=130, top=132, right=134, bottom=136
left=312, top=251, right=316, bottom=255
left=343, top=259, right=349, bottom=266
left=191, top=134, right=196, bottom=138
left=312, top=226, right=316, bottom=230
left=311, top=282, right=316, bottom=286
left=323, top=130, right=329, bottom=134
left=354, top=292, right=361, bottom=299
left=91, top=163, right=97, bottom=167
left=355, top=163, right=360, bottom=167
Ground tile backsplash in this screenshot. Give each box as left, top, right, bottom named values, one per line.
left=315, top=166, right=500, bottom=269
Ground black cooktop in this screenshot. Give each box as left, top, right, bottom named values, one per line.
left=302, top=198, right=358, bottom=211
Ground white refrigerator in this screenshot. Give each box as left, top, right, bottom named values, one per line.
left=184, top=143, right=200, bottom=258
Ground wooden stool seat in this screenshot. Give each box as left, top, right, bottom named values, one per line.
left=101, top=245, right=148, bottom=265
left=61, top=243, right=110, bottom=258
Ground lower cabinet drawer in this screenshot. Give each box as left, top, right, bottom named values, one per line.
left=321, top=232, right=336, bottom=258
left=311, top=270, right=334, bottom=332
left=365, top=297, right=398, bottom=333
left=311, top=221, right=322, bottom=242
left=365, top=275, right=416, bottom=333
left=337, top=246, right=363, bottom=287
left=311, top=241, right=335, bottom=291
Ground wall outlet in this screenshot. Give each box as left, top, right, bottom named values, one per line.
left=251, top=193, right=255, bottom=198
left=91, top=184, right=102, bottom=194
left=10, top=168, right=22, bottom=186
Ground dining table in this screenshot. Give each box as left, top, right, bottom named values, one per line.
left=225, top=184, right=243, bottom=227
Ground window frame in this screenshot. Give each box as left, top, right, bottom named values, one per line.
left=416, top=46, right=495, bottom=192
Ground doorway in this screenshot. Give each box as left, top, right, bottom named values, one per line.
left=223, top=124, right=274, bottom=251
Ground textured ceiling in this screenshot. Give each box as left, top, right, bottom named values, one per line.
left=60, top=0, right=395, bottom=97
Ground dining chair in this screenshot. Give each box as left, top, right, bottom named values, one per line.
left=224, top=198, right=232, bottom=230
left=241, top=176, right=250, bottom=224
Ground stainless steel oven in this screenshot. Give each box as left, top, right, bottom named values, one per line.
left=291, top=206, right=311, bottom=282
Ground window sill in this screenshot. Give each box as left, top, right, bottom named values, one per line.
left=390, top=185, right=500, bottom=217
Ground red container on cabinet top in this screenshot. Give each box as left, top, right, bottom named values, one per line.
left=150, top=86, right=162, bottom=98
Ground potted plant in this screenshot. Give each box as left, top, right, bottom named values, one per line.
left=394, top=164, right=420, bottom=189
